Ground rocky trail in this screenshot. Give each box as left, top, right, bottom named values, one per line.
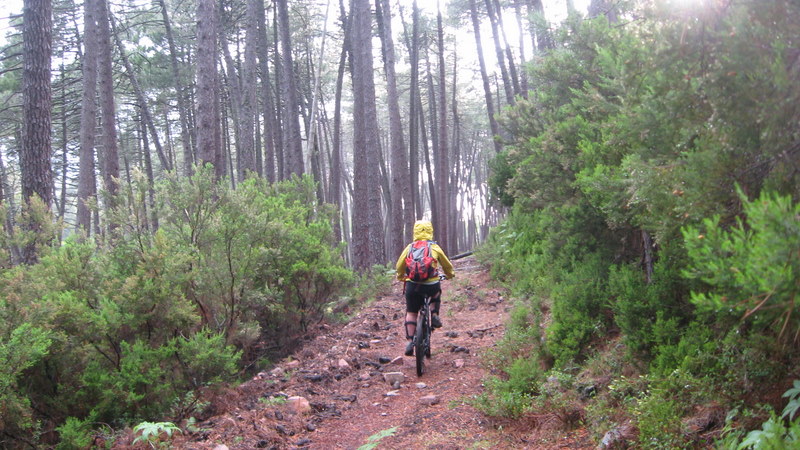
left=120, top=256, right=591, bottom=449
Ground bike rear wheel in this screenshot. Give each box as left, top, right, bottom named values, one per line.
left=415, top=304, right=429, bottom=377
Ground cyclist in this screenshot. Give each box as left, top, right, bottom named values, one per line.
left=395, top=220, right=455, bottom=356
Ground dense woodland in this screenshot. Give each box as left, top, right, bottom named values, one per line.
left=0, top=0, right=798, bottom=447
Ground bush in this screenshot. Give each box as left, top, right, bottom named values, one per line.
left=0, top=170, right=352, bottom=446
left=546, top=253, right=611, bottom=366
left=683, top=189, right=800, bottom=342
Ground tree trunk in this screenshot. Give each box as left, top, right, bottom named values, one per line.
left=158, top=0, right=194, bottom=176
left=276, top=0, right=305, bottom=177
left=21, top=0, right=54, bottom=210
left=449, top=52, right=460, bottom=253
left=492, top=0, right=521, bottom=97
left=468, top=0, right=502, bottom=153
left=195, top=0, right=222, bottom=177
left=238, top=0, right=260, bottom=179
left=484, top=0, right=515, bottom=106
left=404, top=0, right=422, bottom=220
left=97, top=0, right=120, bottom=235
left=77, top=0, right=98, bottom=237
left=139, top=111, right=158, bottom=232
left=377, top=0, right=411, bottom=254
left=513, top=0, right=529, bottom=96
left=330, top=0, right=351, bottom=243
left=56, top=67, right=67, bottom=225
left=271, top=8, right=285, bottom=180
left=350, top=0, right=385, bottom=268
left=435, top=4, right=450, bottom=253
left=111, top=15, right=172, bottom=172
left=21, top=0, right=54, bottom=263
left=257, top=0, right=277, bottom=182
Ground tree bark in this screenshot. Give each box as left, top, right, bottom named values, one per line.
left=350, top=0, right=385, bottom=268
left=276, top=0, right=305, bottom=177
left=77, top=0, right=98, bottom=236
left=21, top=0, right=54, bottom=263
left=238, top=0, right=260, bottom=179
left=195, top=0, right=222, bottom=177
left=483, top=0, right=515, bottom=106
left=97, top=0, right=120, bottom=235
left=257, top=0, right=278, bottom=182
left=110, top=15, right=172, bottom=172
left=377, top=0, right=411, bottom=253
left=492, top=0, right=521, bottom=97
left=435, top=4, right=450, bottom=253
left=21, top=0, right=54, bottom=210
left=468, top=0, right=502, bottom=153
left=158, top=0, right=194, bottom=176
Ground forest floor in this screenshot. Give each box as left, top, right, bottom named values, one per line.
left=115, top=256, right=594, bottom=449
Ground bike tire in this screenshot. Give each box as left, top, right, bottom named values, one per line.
left=415, top=305, right=427, bottom=377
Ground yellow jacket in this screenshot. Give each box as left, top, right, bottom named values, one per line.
left=395, top=220, right=455, bottom=282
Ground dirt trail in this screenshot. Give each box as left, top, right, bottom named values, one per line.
left=141, top=256, right=587, bottom=449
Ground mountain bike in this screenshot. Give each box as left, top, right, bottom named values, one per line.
left=414, top=275, right=446, bottom=377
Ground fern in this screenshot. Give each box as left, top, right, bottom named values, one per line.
left=781, top=380, right=800, bottom=420
left=357, top=426, right=398, bottom=450
left=132, top=421, right=182, bottom=446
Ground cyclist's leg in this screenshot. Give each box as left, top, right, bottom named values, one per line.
left=404, top=282, right=423, bottom=355
left=430, top=284, right=443, bottom=328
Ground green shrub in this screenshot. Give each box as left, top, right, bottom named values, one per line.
left=546, top=253, right=610, bottom=366
left=683, top=189, right=800, bottom=342
left=0, top=323, right=52, bottom=436
left=55, top=416, right=94, bottom=450
left=634, top=390, right=684, bottom=449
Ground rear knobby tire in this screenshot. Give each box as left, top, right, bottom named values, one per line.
left=415, top=306, right=427, bottom=377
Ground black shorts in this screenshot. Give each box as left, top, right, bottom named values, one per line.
left=405, top=282, right=441, bottom=313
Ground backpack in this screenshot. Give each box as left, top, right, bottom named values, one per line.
left=405, top=240, right=438, bottom=282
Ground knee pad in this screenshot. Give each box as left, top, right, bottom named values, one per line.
left=404, top=321, right=416, bottom=339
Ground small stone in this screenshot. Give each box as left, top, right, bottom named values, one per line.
left=419, top=395, right=440, bottom=405
left=304, top=374, right=324, bottom=382
left=275, top=424, right=289, bottom=435
left=385, top=390, right=400, bottom=397
left=370, top=339, right=382, bottom=344
left=454, top=359, right=465, bottom=368
left=362, top=383, right=371, bottom=388
left=357, top=342, right=370, bottom=349
left=415, top=383, right=427, bottom=389
left=392, top=381, right=401, bottom=389
left=270, top=367, right=285, bottom=378
left=214, top=446, right=230, bottom=450
left=358, top=371, right=371, bottom=381
left=295, top=438, right=311, bottom=446
left=256, top=440, right=270, bottom=448
left=305, top=423, right=317, bottom=432
left=451, top=346, right=469, bottom=354
left=390, top=356, right=404, bottom=365
left=444, top=331, right=459, bottom=338
left=383, top=372, right=405, bottom=385
left=286, top=396, right=312, bottom=414
left=378, top=356, right=391, bottom=364
left=338, top=358, right=350, bottom=370
left=286, top=360, right=301, bottom=369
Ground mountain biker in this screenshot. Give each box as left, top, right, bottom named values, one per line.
left=395, top=220, right=455, bottom=356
